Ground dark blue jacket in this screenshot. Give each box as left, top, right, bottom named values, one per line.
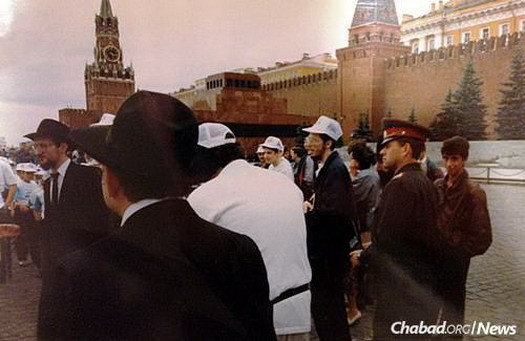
left=306, top=151, right=358, bottom=263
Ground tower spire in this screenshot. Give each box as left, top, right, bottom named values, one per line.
left=100, top=0, right=114, bottom=19
left=352, top=0, right=399, bottom=28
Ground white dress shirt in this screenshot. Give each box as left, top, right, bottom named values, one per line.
left=51, top=158, right=71, bottom=202
left=188, top=159, right=312, bottom=335
left=120, top=198, right=164, bottom=227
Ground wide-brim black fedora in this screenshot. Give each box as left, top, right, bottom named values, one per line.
left=25, top=119, right=71, bottom=142
left=70, top=90, right=198, bottom=179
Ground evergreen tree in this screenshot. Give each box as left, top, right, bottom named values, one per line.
left=430, top=89, right=461, bottom=140
left=497, top=49, right=525, bottom=139
left=352, top=113, right=373, bottom=141
left=408, top=107, right=418, bottom=123
left=454, top=61, right=487, bottom=140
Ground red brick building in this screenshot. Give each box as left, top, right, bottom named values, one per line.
left=173, top=72, right=316, bottom=154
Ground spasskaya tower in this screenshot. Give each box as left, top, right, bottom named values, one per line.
left=84, top=0, right=135, bottom=115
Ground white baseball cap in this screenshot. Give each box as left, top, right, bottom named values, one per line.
left=91, top=113, right=115, bottom=127
left=260, top=136, right=284, bottom=152
left=303, top=115, right=343, bottom=141
left=197, top=123, right=236, bottom=149
left=22, top=163, right=38, bottom=173
left=256, top=145, right=265, bottom=154
left=16, top=163, right=25, bottom=172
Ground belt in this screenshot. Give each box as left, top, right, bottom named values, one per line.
left=271, top=283, right=310, bottom=305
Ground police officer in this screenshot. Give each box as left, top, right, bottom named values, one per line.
left=355, top=119, right=443, bottom=339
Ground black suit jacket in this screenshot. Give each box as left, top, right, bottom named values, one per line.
left=306, top=151, right=357, bottom=263
left=41, top=161, right=110, bottom=271
left=38, top=199, right=276, bottom=341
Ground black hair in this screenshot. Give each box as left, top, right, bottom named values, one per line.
left=112, top=168, right=175, bottom=202
left=348, top=142, right=376, bottom=170
left=441, top=136, right=469, bottom=160
left=319, top=134, right=336, bottom=151
left=397, top=138, right=425, bottom=160
left=189, top=143, right=245, bottom=184
left=292, top=145, right=307, bottom=158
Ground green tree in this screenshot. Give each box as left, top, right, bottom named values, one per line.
left=454, top=61, right=487, bottom=140
left=408, top=106, right=418, bottom=123
left=497, top=49, right=525, bottom=139
left=352, top=113, right=373, bottom=141
left=430, top=89, right=461, bottom=140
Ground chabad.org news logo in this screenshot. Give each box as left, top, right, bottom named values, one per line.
left=391, top=321, right=518, bottom=336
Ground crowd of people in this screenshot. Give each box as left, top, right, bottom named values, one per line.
left=0, top=90, right=493, bottom=340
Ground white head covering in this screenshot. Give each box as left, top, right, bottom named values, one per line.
left=197, top=123, right=236, bottom=149
left=303, top=115, right=343, bottom=141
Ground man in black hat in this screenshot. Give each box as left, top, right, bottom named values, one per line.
left=435, top=136, right=492, bottom=330
left=354, top=119, right=443, bottom=339
left=24, top=120, right=110, bottom=271
left=25, top=119, right=110, bottom=326
left=39, top=91, right=275, bottom=340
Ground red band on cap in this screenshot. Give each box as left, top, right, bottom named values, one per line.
left=383, top=127, right=426, bottom=141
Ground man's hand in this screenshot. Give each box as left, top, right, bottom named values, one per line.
left=349, top=249, right=363, bottom=268
left=303, top=201, right=314, bottom=214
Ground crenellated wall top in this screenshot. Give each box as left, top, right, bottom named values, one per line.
left=386, top=31, right=524, bottom=69
left=261, top=69, right=337, bottom=91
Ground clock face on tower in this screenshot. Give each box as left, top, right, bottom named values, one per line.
left=103, top=45, right=121, bottom=63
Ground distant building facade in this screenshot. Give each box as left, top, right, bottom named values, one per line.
left=60, top=0, right=135, bottom=129
left=402, top=0, right=525, bottom=53
left=259, top=0, right=525, bottom=139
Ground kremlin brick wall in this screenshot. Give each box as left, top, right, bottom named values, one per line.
left=384, top=33, right=524, bottom=139
left=262, top=70, right=338, bottom=121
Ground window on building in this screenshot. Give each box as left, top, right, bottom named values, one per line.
left=500, top=23, right=510, bottom=36
left=411, top=40, right=419, bottom=54
left=446, top=35, right=453, bottom=47
left=427, top=36, right=435, bottom=51
left=481, top=28, right=490, bottom=40
left=463, top=32, right=471, bottom=44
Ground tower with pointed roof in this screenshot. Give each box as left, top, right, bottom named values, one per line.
left=336, top=0, right=409, bottom=135
left=85, top=0, right=135, bottom=115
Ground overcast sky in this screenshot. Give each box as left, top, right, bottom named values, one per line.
left=0, top=0, right=435, bottom=145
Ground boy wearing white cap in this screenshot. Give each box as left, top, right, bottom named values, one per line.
left=260, top=136, right=294, bottom=181
left=302, top=115, right=357, bottom=341
left=12, top=163, right=41, bottom=268
left=189, top=123, right=312, bottom=340
left=256, top=145, right=269, bottom=168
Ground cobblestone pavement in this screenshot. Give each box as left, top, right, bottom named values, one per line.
left=0, top=260, right=40, bottom=340
left=1, top=184, right=524, bottom=340
left=348, top=184, right=525, bottom=340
